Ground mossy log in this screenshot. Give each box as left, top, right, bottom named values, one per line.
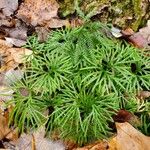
left=58, top=0, right=150, bottom=31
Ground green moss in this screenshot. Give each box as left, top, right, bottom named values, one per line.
left=59, top=0, right=109, bottom=17
left=59, top=0, right=149, bottom=31
left=131, top=0, right=143, bottom=30
left=59, top=0, right=76, bottom=17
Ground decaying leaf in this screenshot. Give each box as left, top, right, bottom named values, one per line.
left=0, top=10, right=28, bottom=46
left=113, top=109, right=140, bottom=126
left=0, top=14, right=16, bottom=28
left=0, top=39, right=32, bottom=72
left=4, top=69, right=23, bottom=86
left=109, top=122, right=150, bottom=150
left=0, top=113, right=10, bottom=140
left=5, top=37, right=26, bottom=47
left=73, top=141, right=108, bottom=150
left=0, top=86, right=13, bottom=102
left=69, top=17, right=84, bottom=28
left=0, top=39, right=14, bottom=72
left=7, top=48, right=32, bottom=64
left=35, top=27, right=50, bottom=42
left=128, top=33, right=148, bottom=48
left=139, top=20, right=150, bottom=44
left=0, top=104, right=18, bottom=141
left=0, top=0, right=18, bottom=16
left=5, top=20, right=28, bottom=41
left=137, top=91, right=150, bottom=100
left=1, top=20, right=28, bottom=47
left=121, top=20, right=150, bottom=48
left=16, top=127, right=65, bottom=150
left=17, top=0, right=68, bottom=28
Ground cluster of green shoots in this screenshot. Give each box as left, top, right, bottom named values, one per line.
left=8, top=22, right=150, bottom=145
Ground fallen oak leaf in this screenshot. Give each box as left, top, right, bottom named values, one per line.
left=109, top=122, right=150, bottom=150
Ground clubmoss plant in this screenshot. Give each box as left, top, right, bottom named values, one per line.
left=8, top=21, right=150, bottom=145
left=47, top=83, right=119, bottom=145
left=123, top=95, right=150, bottom=135
left=8, top=76, right=48, bottom=133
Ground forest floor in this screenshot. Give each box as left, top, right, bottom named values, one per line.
left=0, top=0, right=150, bottom=150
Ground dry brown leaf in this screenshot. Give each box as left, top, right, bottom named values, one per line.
left=0, top=39, right=13, bottom=49
left=35, top=27, right=50, bottom=42
left=128, top=33, right=148, bottom=48
left=121, top=28, right=134, bottom=36
left=0, top=40, right=32, bottom=72
left=0, top=40, right=14, bottom=72
left=5, top=19, right=28, bottom=40
left=109, top=122, right=150, bottom=150
left=0, top=14, right=28, bottom=47
left=0, top=102, right=18, bottom=143
left=8, top=48, right=32, bottom=63
left=139, top=20, right=150, bottom=44
left=72, top=140, right=108, bottom=150
left=137, top=91, right=150, bottom=100
left=4, top=69, right=23, bottom=86
left=73, top=141, right=108, bottom=150
left=17, top=0, right=68, bottom=28
left=5, top=37, right=26, bottom=47
left=0, top=27, right=8, bottom=39
left=16, top=127, right=65, bottom=150
left=0, top=0, right=18, bottom=16
left=121, top=20, right=150, bottom=48
left=0, top=86, right=13, bottom=102
left=0, top=15, right=16, bottom=28
left=69, top=18, right=84, bottom=28
left=45, top=18, right=69, bottom=28
left=113, top=109, right=140, bottom=125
